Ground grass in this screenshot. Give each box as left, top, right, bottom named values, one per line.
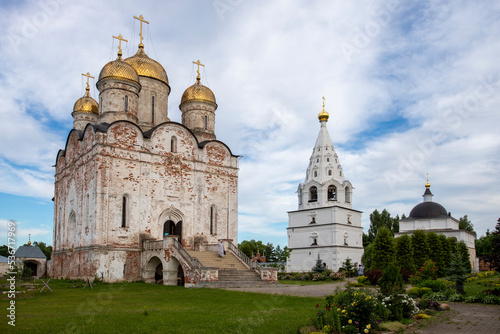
left=0, top=279, right=322, bottom=333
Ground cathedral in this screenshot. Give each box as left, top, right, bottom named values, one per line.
left=50, top=17, right=263, bottom=285
left=286, top=100, right=364, bottom=272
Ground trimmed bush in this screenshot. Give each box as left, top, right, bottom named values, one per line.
left=407, top=287, right=420, bottom=297
left=366, top=269, right=384, bottom=285
left=418, top=279, right=448, bottom=292
left=420, top=287, right=432, bottom=297
left=357, top=275, right=370, bottom=285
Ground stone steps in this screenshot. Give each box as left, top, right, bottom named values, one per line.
left=188, top=251, right=249, bottom=271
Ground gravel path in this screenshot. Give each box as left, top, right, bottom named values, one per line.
left=223, top=278, right=359, bottom=297
left=406, top=302, right=500, bottom=334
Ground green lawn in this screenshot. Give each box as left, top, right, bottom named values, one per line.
left=0, top=279, right=321, bottom=333
left=279, top=279, right=344, bottom=286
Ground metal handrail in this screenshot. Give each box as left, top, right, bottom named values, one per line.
left=227, top=241, right=262, bottom=273
left=170, top=238, right=201, bottom=271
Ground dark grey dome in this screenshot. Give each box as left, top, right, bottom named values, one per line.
left=409, top=202, right=448, bottom=219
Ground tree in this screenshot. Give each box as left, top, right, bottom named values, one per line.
left=312, top=254, right=326, bottom=273
left=457, top=240, right=472, bottom=273
left=426, top=232, right=444, bottom=276
left=274, top=245, right=291, bottom=263
left=476, top=230, right=493, bottom=257
left=371, top=227, right=395, bottom=270
left=437, top=234, right=450, bottom=276
left=341, top=257, right=355, bottom=277
left=367, top=209, right=400, bottom=245
left=487, top=219, right=500, bottom=270
left=446, top=245, right=469, bottom=294
left=411, top=230, right=429, bottom=271
left=0, top=245, right=10, bottom=257
left=238, top=239, right=271, bottom=259
left=459, top=215, right=475, bottom=233
left=395, top=235, right=415, bottom=273
left=361, top=243, right=374, bottom=269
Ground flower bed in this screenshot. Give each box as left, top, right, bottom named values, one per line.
left=279, top=271, right=345, bottom=282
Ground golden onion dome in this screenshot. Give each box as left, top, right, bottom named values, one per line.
left=318, top=96, right=329, bottom=122
left=73, top=86, right=99, bottom=114
left=98, top=54, right=139, bottom=85
left=124, top=46, right=169, bottom=85
left=180, top=76, right=217, bottom=107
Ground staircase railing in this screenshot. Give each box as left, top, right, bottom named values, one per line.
left=170, top=238, right=202, bottom=271
left=227, top=241, right=262, bottom=273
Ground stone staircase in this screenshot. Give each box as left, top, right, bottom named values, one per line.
left=187, top=251, right=249, bottom=270
left=187, top=250, right=277, bottom=288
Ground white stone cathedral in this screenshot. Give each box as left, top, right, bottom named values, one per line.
left=51, top=18, right=245, bottom=285
left=286, top=100, right=364, bottom=272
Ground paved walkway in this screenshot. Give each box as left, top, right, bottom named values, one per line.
left=224, top=281, right=500, bottom=333
left=406, top=302, right=500, bottom=334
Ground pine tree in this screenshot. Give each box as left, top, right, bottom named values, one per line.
left=371, top=227, right=394, bottom=270
left=411, top=230, right=429, bottom=270
left=342, top=257, right=354, bottom=277
left=395, top=234, right=415, bottom=273
left=312, top=254, right=326, bottom=273
left=446, top=245, right=469, bottom=294
left=458, top=240, right=472, bottom=273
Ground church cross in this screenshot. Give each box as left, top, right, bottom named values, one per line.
left=81, top=72, right=94, bottom=90
left=322, top=96, right=325, bottom=108
left=192, top=59, right=205, bottom=80
left=133, top=15, right=149, bottom=47
left=112, top=34, right=128, bottom=56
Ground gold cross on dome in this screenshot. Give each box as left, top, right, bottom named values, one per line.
left=112, top=34, right=128, bottom=55
left=81, top=72, right=95, bottom=90
left=322, top=96, right=325, bottom=108
left=133, top=14, right=149, bottom=46
left=192, top=59, right=205, bottom=79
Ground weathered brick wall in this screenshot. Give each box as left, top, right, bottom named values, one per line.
left=53, top=120, right=238, bottom=282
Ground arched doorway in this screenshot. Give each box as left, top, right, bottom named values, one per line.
left=177, top=264, right=184, bottom=286
left=24, top=261, right=38, bottom=276
left=163, top=220, right=182, bottom=243
left=147, top=256, right=163, bottom=284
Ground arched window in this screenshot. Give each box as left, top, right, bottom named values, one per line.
left=309, top=186, right=318, bottom=202
left=204, top=115, right=208, bottom=130
left=343, top=232, right=349, bottom=246
left=171, top=136, right=177, bottom=153
left=298, top=189, right=303, bottom=206
left=151, top=96, right=155, bottom=123
left=124, top=95, right=128, bottom=112
left=210, top=206, right=216, bottom=235
left=100, top=97, right=103, bottom=113
left=314, top=171, right=318, bottom=177
left=345, top=187, right=350, bottom=203
left=328, top=185, right=337, bottom=201
left=310, top=232, right=318, bottom=245
left=121, top=196, right=127, bottom=228
left=328, top=170, right=332, bottom=176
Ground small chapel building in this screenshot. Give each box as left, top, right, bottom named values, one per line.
left=49, top=16, right=273, bottom=286
left=286, top=100, right=364, bottom=272
left=396, top=179, right=477, bottom=271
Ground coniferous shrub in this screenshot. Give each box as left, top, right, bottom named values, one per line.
left=312, top=254, right=326, bottom=273
left=437, top=234, right=449, bottom=276
left=371, top=227, right=394, bottom=270
left=378, top=264, right=404, bottom=295
left=458, top=240, right=472, bottom=273
left=395, top=234, right=415, bottom=273
left=411, top=230, right=430, bottom=270
left=446, top=246, right=469, bottom=294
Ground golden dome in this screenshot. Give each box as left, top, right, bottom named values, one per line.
left=98, top=55, right=139, bottom=85
left=180, top=77, right=217, bottom=107
left=425, top=173, right=431, bottom=188
left=124, top=46, right=169, bottom=85
left=73, top=87, right=99, bottom=114
left=318, top=97, right=329, bottom=122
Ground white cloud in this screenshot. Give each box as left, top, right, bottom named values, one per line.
left=0, top=0, right=499, bottom=246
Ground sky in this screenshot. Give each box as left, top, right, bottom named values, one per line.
left=0, top=0, right=499, bottom=250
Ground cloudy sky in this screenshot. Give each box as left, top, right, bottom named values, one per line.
left=0, top=0, right=499, bottom=249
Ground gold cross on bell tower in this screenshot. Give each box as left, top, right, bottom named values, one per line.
left=322, top=96, right=325, bottom=108
left=112, top=34, right=128, bottom=58
left=81, top=72, right=94, bottom=94
left=192, top=59, right=205, bottom=81
left=133, top=14, right=149, bottom=48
